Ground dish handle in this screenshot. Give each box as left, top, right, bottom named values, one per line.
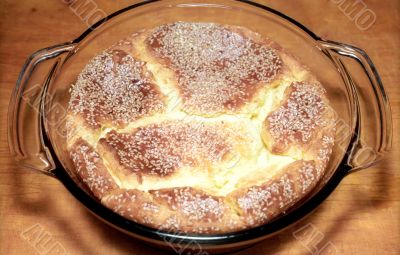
left=320, top=40, right=392, bottom=172
left=8, top=43, right=75, bottom=176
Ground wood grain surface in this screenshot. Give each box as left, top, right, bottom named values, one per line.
left=0, top=1, right=398, bottom=254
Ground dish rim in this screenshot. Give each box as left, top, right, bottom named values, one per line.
left=48, top=0, right=355, bottom=245
left=8, top=0, right=392, bottom=247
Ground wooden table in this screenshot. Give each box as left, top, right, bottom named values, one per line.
left=0, top=1, right=398, bottom=254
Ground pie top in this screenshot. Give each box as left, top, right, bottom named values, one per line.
left=66, top=22, right=337, bottom=234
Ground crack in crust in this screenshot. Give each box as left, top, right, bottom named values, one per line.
left=232, top=160, right=317, bottom=226
left=70, top=138, right=118, bottom=198
left=66, top=22, right=337, bottom=234
left=263, top=81, right=336, bottom=155
left=98, top=160, right=323, bottom=233
left=147, top=22, right=282, bottom=114
left=98, top=121, right=235, bottom=182
left=68, top=49, right=165, bottom=128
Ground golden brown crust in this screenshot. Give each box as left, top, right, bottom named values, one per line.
left=100, top=160, right=322, bottom=233
left=228, top=160, right=318, bottom=227
left=69, top=138, right=118, bottom=199
left=102, top=187, right=237, bottom=233
left=97, top=121, right=233, bottom=181
left=262, top=81, right=336, bottom=157
left=68, top=46, right=165, bottom=129
left=67, top=22, right=337, bottom=234
left=146, top=22, right=282, bottom=114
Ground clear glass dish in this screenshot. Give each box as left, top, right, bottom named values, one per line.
left=8, top=0, right=392, bottom=253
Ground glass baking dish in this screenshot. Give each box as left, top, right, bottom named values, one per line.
left=8, top=0, right=392, bottom=253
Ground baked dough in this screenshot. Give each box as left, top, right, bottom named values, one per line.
left=66, top=22, right=336, bottom=233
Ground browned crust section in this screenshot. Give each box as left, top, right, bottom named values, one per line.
left=100, top=159, right=323, bottom=234
left=66, top=22, right=338, bottom=234
left=68, top=127, right=333, bottom=234
left=145, top=22, right=283, bottom=114
left=67, top=38, right=165, bottom=130
left=69, top=138, right=118, bottom=199
left=262, top=81, right=337, bottom=156
left=227, top=160, right=318, bottom=227
left=101, top=187, right=239, bottom=234
left=97, top=121, right=233, bottom=183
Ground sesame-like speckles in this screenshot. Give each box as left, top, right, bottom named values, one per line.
left=237, top=186, right=272, bottom=225
left=318, top=135, right=335, bottom=163
left=101, top=189, right=140, bottom=219
left=100, top=121, right=235, bottom=178
left=68, top=50, right=164, bottom=128
left=236, top=161, right=317, bottom=224
left=152, top=187, right=224, bottom=221
left=70, top=139, right=118, bottom=198
left=237, top=175, right=296, bottom=224
left=161, top=216, right=180, bottom=231
left=143, top=202, right=159, bottom=213
left=267, top=82, right=326, bottom=149
left=296, top=162, right=317, bottom=193
left=66, top=22, right=338, bottom=234
left=102, top=191, right=137, bottom=213
left=148, top=22, right=282, bottom=113
left=316, top=134, right=335, bottom=176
